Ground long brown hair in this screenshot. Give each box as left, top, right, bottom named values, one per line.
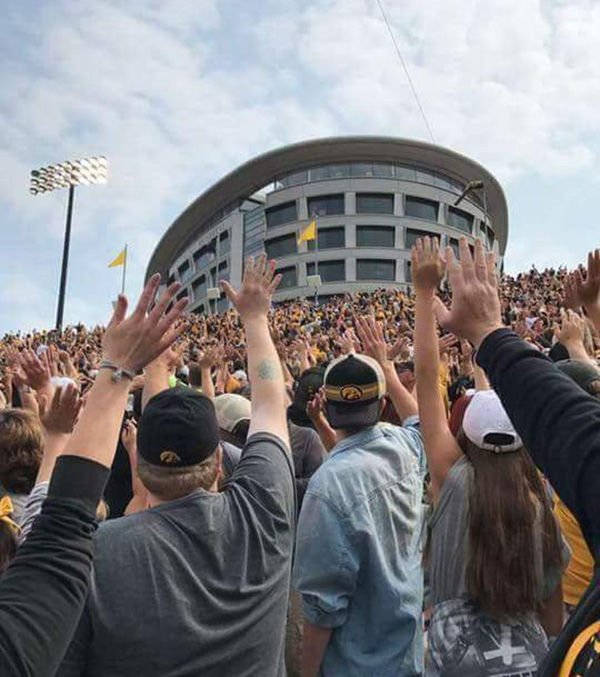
left=458, top=431, right=562, bottom=621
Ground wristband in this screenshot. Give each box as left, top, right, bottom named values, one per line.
left=98, top=360, right=135, bottom=383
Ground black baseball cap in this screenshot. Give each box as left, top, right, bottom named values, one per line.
left=324, top=354, right=386, bottom=429
left=138, top=387, right=220, bottom=468
left=556, top=360, right=600, bottom=399
left=288, top=367, right=326, bottom=426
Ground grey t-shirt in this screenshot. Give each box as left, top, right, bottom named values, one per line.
left=58, top=433, right=295, bottom=677
left=428, top=456, right=569, bottom=608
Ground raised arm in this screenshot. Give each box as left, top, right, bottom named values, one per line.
left=553, top=309, right=595, bottom=363
left=0, top=275, right=187, bottom=677
left=355, top=315, right=418, bottom=422
left=570, top=248, right=600, bottom=335
left=221, top=254, right=289, bottom=445
left=412, top=237, right=462, bottom=502
left=433, top=238, right=600, bottom=553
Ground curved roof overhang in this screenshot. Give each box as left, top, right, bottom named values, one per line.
left=146, top=136, right=509, bottom=281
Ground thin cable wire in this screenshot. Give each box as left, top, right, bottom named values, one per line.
left=375, top=0, right=436, bottom=144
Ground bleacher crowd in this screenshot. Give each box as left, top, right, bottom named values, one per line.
left=0, top=239, right=598, bottom=676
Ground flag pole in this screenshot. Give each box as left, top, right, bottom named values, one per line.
left=314, top=219, right=319, bottom=307
left=121, top=244, right=128, bottom=296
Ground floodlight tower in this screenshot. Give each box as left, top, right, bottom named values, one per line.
left=30, top=156, right=108, bottom=331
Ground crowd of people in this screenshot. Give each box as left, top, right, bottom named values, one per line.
left=0, top=239, right=598, bottom=676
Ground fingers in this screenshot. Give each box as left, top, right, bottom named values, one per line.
left=268, top=274, right=283, bottom=295
left=156, top=297, right=188, bottom=334
left=474, top=239, right=488, bottom=283
left=444, top=246, right=464, bottom=294
left=148, top=282, right=181, bottom=326
left=219, top=279, right=238, bottom=306
left=459, top=238, right=476, bottom=283
left=108, top=295, right=128, bottom=329
left=133, top=274, right=161, bottom=318
left=485, top=251, right=497, bottom=288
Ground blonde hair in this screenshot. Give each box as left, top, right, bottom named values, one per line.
left=0, top=409, right=43, bottom=494
left=137, top=451, right=221, bottom=502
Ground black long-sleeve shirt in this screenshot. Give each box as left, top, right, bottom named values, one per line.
left=0, top=456, right=109, bottom=677
left=478, top=329, right=599, bottom=676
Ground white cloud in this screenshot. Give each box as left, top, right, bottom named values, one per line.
left=1, top=0, right=600, bottom=332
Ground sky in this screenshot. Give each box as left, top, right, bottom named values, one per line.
left=1, top=0, right=600, bottom=334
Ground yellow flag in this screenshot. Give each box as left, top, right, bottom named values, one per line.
left=298, top=220, right=316, bottom=244
left=108, top=248, right=127, bottom=268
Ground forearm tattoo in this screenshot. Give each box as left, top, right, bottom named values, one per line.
left=257, top=359, right=278, bottom=380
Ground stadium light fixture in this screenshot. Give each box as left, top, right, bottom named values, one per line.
left=30, top=156, right=108, bottom=331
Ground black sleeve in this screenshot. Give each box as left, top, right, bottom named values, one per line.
left=477, top=329, right=600, bottom=554
left=0, top=455, right=108, bottom=677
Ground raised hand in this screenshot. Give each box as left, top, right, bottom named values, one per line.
left=356, top=316, right=391, bottom=370
left=553, top=309, right=588, bottom=358
left=438, top=333, right=459, bottom=356
left=411, top=236, right=446, bottom=295
left=572, top=249, right=600, bottom=314
left=102, top=274, right=188, bottom=373
left=388, top=335, right=411, bottom=361
left=198, top=344, right=222, bottom=371
left=430, top=238, right=504, bottom=348
left=38, top=384, right=83, bottom=435
left=121, top=419, right=138, bottom=457
left=306, top=387, right=326, bottom=423
left=20, top=350, right=52, bottom=393
left=220, top=253, right=281, bottom=321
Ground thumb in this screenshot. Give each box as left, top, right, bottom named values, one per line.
left=219, top=280, right=237, bottom=305
left=431, top=297, right=452, bottom=329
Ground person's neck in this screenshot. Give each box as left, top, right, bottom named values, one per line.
left=146, top=478, right=220, bottom=508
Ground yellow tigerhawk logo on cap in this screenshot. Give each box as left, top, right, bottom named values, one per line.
left=340, top=385, right=363, bottom=402
left=160, top=451, right=181, bottom=465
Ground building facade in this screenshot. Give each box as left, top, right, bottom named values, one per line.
left=146, top=137, right=509, bottom=314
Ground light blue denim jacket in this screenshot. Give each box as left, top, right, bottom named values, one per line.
left=292, top=419, right=425, bottom=676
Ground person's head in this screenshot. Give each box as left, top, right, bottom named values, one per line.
left=395, top=361, right=415, bottom=391
left=288, top=367, right=325, bottom=427
left=136, top=387, right=223, bottom=503
left=213, top=394, right=251, bottom=447
left=0, top=409, right=43, bottom=495
left=232, top=370, right=248, bottom=388
left=324, top=353, right=386, bottom=436
left=458, top=391, right=561, bottom=620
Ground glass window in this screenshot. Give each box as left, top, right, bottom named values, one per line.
left=449, top=238, right=460, bottom=258
left=178, top=260, right=192, bottom=283
left=416, top=167, right=435, bottom=184
left=307, top=194, right=345, bottom=217
left=351, top=162, right=374, bottom=177
left=277, top=266, right=297, bottom=289
left=265, top=233, right=297, bottom=259
left=280, top=170, right=308, bottom=187
left=484, top=225, right=495, bottom=248
left=395, top=165, right=416, bottom=181
left=372, top=163, right=394, bottom=178
left=310, top=166, right=331, bottom=181
left=217, top=296, right=229, bottom=314
left=308, top=226, right=345, bottom=251
left=328, top=164, right=350, bottom=178
left=405, top=260, right=412, bottom=283
left=192, top=275, right=207, bottom=300
left=193, top=241, right=216, bottom=270
left=167, top=273, right=176, bottom=286
left=307, top=260, right=346, bottom=282
left=356, top=259, right=396, bottom=281
left=176, top=288, right=189, bottom=302
left=405, top=196, right=439, bottom=221
left=266, top=200, right=297, bottom=228
left=219, top=230, right=230, bottom=255
left=356, top=225, right=395, bottom=248
left=356, top=193, right=394, bottom=215
left=447, top=207, right=474, bottom=234
left=405, top=228, right=440, bottom=249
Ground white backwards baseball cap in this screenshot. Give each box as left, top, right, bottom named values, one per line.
left=462, top=390, right=523, bottom=453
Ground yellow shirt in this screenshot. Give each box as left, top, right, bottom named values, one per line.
left=554, top=496, right=594, bottom=606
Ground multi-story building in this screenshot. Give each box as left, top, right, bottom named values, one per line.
left=145, top=136, right=508, bottom=314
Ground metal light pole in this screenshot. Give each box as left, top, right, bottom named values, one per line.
left=454, top=179, right=489, bottom=239
left=30, top=156, right=108, bottom=331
